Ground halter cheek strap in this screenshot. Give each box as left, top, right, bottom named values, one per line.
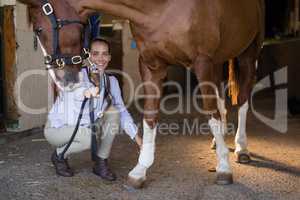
left=37, top=0, right=91, bottom=69
left=36, top=36, right=64, bottom=91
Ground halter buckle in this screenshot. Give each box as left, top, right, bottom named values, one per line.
left=71, top=56, right=83, bottom=65
left=83, top=48, right=90, bottom=59
left=56, top=58, right=65, bottom=69
left=42, top=3, right=54, bottom=16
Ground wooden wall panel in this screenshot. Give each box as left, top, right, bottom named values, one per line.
left=3, top=6, right=18, bottom=120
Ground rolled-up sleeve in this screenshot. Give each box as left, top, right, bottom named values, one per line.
left=110, top=76, right=138, bottom=139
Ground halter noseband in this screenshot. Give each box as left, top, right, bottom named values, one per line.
left=36, top=0, right=91, bottom=70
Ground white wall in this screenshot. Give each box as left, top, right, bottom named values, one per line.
left=0, top=0, right=16, bottom=6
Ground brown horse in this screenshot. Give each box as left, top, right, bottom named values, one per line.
left=18, top=0, right=265, bottom=187
left=72, top=0, right=265, bottom=187
left=18, top=0, right=87, bottom=90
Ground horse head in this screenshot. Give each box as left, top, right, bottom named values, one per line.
left=18, top=0, right=89, bottom=90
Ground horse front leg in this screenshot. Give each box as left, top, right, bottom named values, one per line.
left=194, top=56, right=233, bottom=185
left=211, top=93, right=228, bottom=150
left=127, top=58, right=167, bottom=188
left=210, top=64, right=227, bottom=150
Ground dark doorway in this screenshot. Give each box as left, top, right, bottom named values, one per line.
left=100, top=25, right=123, bottom=86
left=265, top=0, right=290, bottom=38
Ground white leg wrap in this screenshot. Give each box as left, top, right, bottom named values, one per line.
left=129, top=119, right=157, bottom=179
left=128, top=163, right=147, bottom=180
left=235, top=101, right=249, bottom=154
left=211, top=96, right=227, bottom=150
left=217, top=98, right=227, bottom=135
left=209, top=117, right=231, bottom=173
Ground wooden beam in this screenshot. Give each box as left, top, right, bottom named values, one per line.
left=3, top=6, right=19, bottom=120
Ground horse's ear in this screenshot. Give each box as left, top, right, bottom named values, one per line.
left=17, top=0, right=40, bottom=7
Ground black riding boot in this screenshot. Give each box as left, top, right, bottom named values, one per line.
left=93, top=157, right=116, bottom=181
left=51, top=151, right=74, bottom=177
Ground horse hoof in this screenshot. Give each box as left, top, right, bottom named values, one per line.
left=236, top=153, right=251, bottom=164
left=127, top=176, right=145, bottom=189
left=215, top=173, right=233, bottom=185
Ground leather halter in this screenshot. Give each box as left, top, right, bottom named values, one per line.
left=36, top=0, right=91, bottom=70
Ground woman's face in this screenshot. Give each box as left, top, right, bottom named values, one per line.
left=90, top=41, right=111, bottom=71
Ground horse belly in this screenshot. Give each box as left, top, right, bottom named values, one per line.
left=215, top=0, right=261, bottom=61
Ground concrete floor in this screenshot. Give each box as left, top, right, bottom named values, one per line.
left=0, top=97, right=300, bottom=200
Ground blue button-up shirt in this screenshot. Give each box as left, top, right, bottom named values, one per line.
left=47, top=69, right=138, bottom=139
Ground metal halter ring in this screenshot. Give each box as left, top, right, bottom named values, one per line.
left=56, top=58, right=65, bottom=69
left=71, top=56, right=83, bottom=65
left=42, top=3, right=54, bottom=16
left=83, top=48, right=91, bottom=59
left=44, top=55, right=52, bottom=65
left=56, top=19, right=63, bottom=28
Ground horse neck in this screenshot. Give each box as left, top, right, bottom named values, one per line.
left=80, top=0, right=169, bottom=27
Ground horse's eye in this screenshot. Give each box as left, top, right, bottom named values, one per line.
left=34, top=27, right=43, bottom=35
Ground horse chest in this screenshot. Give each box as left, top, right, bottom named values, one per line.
left=131, top=1, right=197, bottom=67
left=140, top=39, right=194, bottom=68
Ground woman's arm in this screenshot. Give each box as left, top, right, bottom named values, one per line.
left=109, top=76, right=139, bottom=140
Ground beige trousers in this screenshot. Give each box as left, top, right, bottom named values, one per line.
left=44, top=106, right=120, bottom=159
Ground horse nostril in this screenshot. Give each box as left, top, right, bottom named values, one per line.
left=63, top=69, right=79, bottom=85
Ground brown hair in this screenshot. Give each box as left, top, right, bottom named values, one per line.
left=90, top=37, right=111, bottom=53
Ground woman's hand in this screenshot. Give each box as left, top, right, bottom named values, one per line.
left=84, top=87, right=99, bottom=98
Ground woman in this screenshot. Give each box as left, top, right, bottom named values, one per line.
left=44, top=38, right=142, bottom=181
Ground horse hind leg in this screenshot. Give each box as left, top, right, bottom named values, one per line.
left=194, top=56, right=233, bottom=185
left=234, top=41, right=259, bottom=164
left=235, top=101, right=250, bottom=163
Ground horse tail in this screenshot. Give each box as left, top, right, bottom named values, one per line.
left=228, top=59, right=239, bottom=105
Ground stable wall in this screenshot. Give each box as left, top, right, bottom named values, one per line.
left=2, top=2, right=51, bottom=132
left=120, top=21, right=142, bottom=102
left=258, top=39, right=300, bottom=99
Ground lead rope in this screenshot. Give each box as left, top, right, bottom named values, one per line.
left=58, top=66, right=102, bottom=161
left=58, top=97, right=88, bottom=160
left=85, top=58, right=106, bottom=161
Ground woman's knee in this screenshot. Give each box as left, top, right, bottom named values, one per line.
left=44, top=127, right=61, bottom=146
left=76, top=127, right=92, bottom=150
